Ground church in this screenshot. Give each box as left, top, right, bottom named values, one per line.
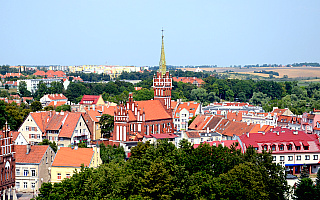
left=109, top=32, right=174, bottom=148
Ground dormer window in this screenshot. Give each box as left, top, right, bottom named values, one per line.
left=279, top=144, right=284, bottom=151
left=271, top=145, right=276, bottom=151
left=263, top=145, right=268, bottom=151
left=287, top=144, right=292, bottom=150
left=303, top=146, right=309, bottom=150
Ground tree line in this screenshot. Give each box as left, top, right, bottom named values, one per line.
left=36, top=140, right=288, bottom=200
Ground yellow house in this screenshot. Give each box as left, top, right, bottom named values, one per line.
left=79, top=95, right=105, bottom=106
left=51, top=146, right=102, bottom=183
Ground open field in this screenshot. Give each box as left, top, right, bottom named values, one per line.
left=180, top=67, right=320, bottom=78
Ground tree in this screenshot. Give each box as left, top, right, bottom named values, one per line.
left=133, top=88, right=154, bottom=101
left=18, top=81, right=31, bottom=97
left=190, top=88, right=208, bottom=102
left=99, top=143, right=125, bottom=164
left=294, top=178, right=316, bottom=200
left=300, top=164, right=310, bottom=179
left=49, top=81, right=64, bottom=94
left=31, top=101, right=43, bottom=112
left=55, top=104, right=71, bottom=112
left=99, top=114, right=114, bottom=138
left=4, top=85, right=9, bottom=90
left=38, top=139, right=58, bottom=153
left=188, top=115, right=197, bottom=126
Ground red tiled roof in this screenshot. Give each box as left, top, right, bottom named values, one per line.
left=48, top=101, right=67, bottom=107
left=46, top=114, right=65, bottom=130
left=52, top=147, right=94, bottom=167
left=171, top=101, right=178, bottom=109
left=47, top=94, right=67, bottom=100
left=134, top=87, right=142, bottom=91
left=189, top=115, right=213, bottom=130
left=11, top=131, right=20, bottom=141
left=15, top=145, right=49, bottom=164
left=174, top=102, right=200, bottom=118
left=33, top=71, right=46, bottom=76
left=220, top=121, right=255, bottom=137
left=31, top=111, right=54, bottom=132
left=85, top=109, right=100, bottom=122
left=172, top=77, right=204, bottom=85
left=59, top=113, right=82, bottom=138
left=240, top=127, right=320, bottom=153
left=79, top=95, right=102, bottom=105
left=136, top=100, right=171, bottom=121
left=186, top=131, right=201, bottom=138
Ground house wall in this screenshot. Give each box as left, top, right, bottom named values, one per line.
left=15, top=164, right=39, bottom=193
left=15, top=133, right=28, bottom=145
left=18, top=114, right=43, bottom=145
left=51, top=166, right=79, bottom=183
left=70, top=116, right=91, bottom=145
left=96, top=97, right=105, bottom=105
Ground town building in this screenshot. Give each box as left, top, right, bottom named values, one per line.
left=79, top=95, right=105, bottom=107
left=277, top=115, right=301, bottom=130
left=12, top=131, right=28, bottom=145
left=110, top=33, right=175, bottom=151
left=18, top=111, right=92, bottom=147
left=203, top=102, right=264, bottom=115
left=51, top=146, right=101, bottom=183
left=173, top=101, right=201, bottom=131
left=15, top=145, right=55, bottom=194
left=33, top=70, right=66, bottom=78
left=0, top=123, right=16, bottom=199
left=239, top=127, right=320, bottom=175
left=17, top=79, right=68, bottom=94
left=301, top=109, right=320, bottom=134
left=172, top=77, right=204, bottom=87
left=40, top=94, right=68, bottom=107
left=142, top=134, right=178, bottom=145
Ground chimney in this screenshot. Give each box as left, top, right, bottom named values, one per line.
left=93, top=105, right=95, bottom=111
left=207, top=127, right=209, bottom=133
left=102, top=106, right=104, bottom=112
left=26, top=143, right=31, bottom=154
left=246, top=132, right=249, bottom=137
left=54, top=101, right=57, bottom=105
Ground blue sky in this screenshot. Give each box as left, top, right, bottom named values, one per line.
left=1, top=0, right=319, bottom=67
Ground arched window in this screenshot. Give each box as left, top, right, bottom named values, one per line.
left=263, top=145, right=268, bottom=151
left=271, top=145, right=276, bottom=151
left=279, top=144, right=284, bottom=151
left=288, top=144, right=292, bottom=150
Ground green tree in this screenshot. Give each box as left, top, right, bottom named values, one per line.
left=300, top=164, right=310, bottom=179
left=99, top=114, right=114, bottom=138
left=55, top=104, right=71, bottom=112
left=100, top=143, right=125, bottom=164
left=18, top=81, right=32, bottom=97
left=38, top=139, right=58, bottom=153
left=133, top=88, right=154, bottom=101
left=30, top=101, right=43, bottom=112
left=49, top=81, right=64, bottom=94
left=294, top=178, right=316, bottom=200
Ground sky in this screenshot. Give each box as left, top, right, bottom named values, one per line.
left=0, top=0, right=320, bottom=67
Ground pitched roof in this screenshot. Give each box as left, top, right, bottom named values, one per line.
left=48, top=101, right=67, bottom=107
left=30, top=111, right=54, bottom=132
left=174, top=102, right=200, bottom=118
left=33, top=71, right=46, bottom=76
left=240, top=127, right=320, bottom=153
left=59, top=113, right=82, bottom=138
left=45, top=114, right=65, bottom=130
left=11, top=131, right=20, bottom=141
left=85, top=109, right=100, bottom=122
left=15, top=145, right=49, bottom=164
left=79, top=95, right=103, bottom=105
left=52, top=147, right=94, bottom=167
left=185, top=131, right=201, bottom=138
left=136, top=100, right=171, bottom=121
left=189, top=115, right=214, bottom=130
left=47, top=94, right=67, bottom=100
left=172, top=77, right=204, bottom=85
left=220, top=121, right=255, bottom=137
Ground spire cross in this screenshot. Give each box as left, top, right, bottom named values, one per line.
left=161, top=28, right=164, bottom=37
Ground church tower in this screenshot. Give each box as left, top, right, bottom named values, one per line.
left=153, top=30, right=173, bottom=114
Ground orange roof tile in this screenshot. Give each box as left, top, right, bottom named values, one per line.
left=11, top=131, right=20, bottom=141
left=174, top=102, right=200, bottom=118
left=47, top=94, right=67, bottom=100
left=31, top=111, right=55, bottom=132
left=189, top=115, right=213, bottom=130
left=52, top=147, right=94, bottom=167
left=220, top=121, right=255, bottom=137
left=85, top=110, right=101, bottom=122
left=186, top=131, right=201, bottom=138
left=48, top=101, right=67, bottom=107
left=136, top=100, right=171, bottom=121
left=46, top=114, right=65, bottom=130
left=15, top=145, right=49, bottom=164
left=59, top=113, right=82, bottom=138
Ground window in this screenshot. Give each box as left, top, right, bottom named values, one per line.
left=31, top=127, right=35, bottom=131
left=31, top=182, right=35, bottom=189
left=26, top=126, right=29, bottom=131
left=278, top=144, right=284, bottom=151
left=304, top=146, right=309, bottom=150
left=263, top=145, right=268, bottom=151
left=272, top=156, right=276, bottom=161
left=280, top=156, right=285, bottom=161
left=271, top=145, right=276, bottom=151
left=23, top=182, right=27, bottom=189
left=296, top=156, right=301, bottom=160
left=16, top=182, right=20, bottom=189
left=66, top=173, right=71, bottom=178
left=31, top=169, right=36, bottom=177
left=288, top=156, right=293, bottom=161
left=37, top=134, right=40, bottom=139
left=16, top=168, right=20, bottom=176
left=23, top=169, right=28, bottom=176
left=57, top=173, right=61, bottom=180
left=31, top=134, right=35, bottom=139
left=80, top=122, right=82, bottom=126
left=46, top=157, right=48, bottom=164
left=305, top=155, right=310, bottom=160
left=314, top=155, right=318, bottom=160
left=288, top=144, right=292, bottom=150
left=296, top=146, right=301, bottom=150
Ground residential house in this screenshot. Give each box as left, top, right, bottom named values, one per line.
left=239, top=127, right=320, bottom=175
left=51, top=146, right=102, bottom=183
left=12, top=131, right=28, bottom=145
left=301, top=109, right=320, bottom=134
left=142, top=133, right=178, bottom=144
left=79, top=95, right=105, bottom=107
left=203, top=102, right=264, bottom=115
left=173, top=101, right=201, bottom=131
left=40, top=94, right=68, bottom=107
left=15, top=145, right=55, bottom=193
left=277, top=115, right=301, bottom=130
left=18, top=111, right=92, bottom=147
left=194, top=140, right=242, bottom=151
left=199, top=132, right=222, bottom=143
left=241, top=112, right=277, bottom=127
left=17, top=79, right=67, bottom=94
left=172, top=77, right=204, bottom=87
